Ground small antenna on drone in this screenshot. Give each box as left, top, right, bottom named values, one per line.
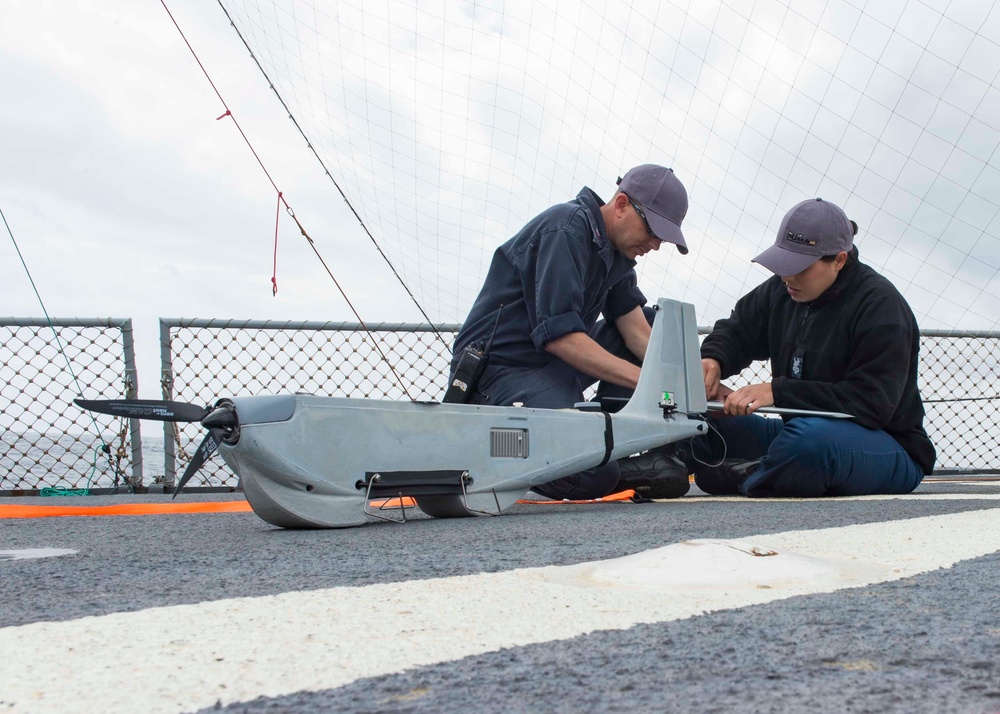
left=484, top=304, right=504, bottom=354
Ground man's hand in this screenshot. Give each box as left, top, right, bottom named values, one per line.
left=702, top=358, right=723, bottom=400
left=722, top=382, right=774, bottom=416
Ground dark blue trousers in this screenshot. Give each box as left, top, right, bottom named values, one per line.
left=472, top=360, right=620, bottom=499
left=469, top=309, right=656, bottom=500
left=707, top=415, right=925, bottom=497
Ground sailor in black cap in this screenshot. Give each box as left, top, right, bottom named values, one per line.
left=695, top=198, right=936, bottom=497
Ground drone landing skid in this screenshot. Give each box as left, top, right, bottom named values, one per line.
left=358, top=469, right=509, bottom=522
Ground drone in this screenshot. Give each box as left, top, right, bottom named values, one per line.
left=76, top=299, right=850, bottom=529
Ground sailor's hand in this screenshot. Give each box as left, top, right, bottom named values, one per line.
left=702, top=358, right=723, bottom=400
left=723, top=383, right=774, bottom=416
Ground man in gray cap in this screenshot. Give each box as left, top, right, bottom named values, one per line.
left=693, top=198, right=935, bottom=497
left=446, top=164, right=691, bottom=501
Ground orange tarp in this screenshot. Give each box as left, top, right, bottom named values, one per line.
left=0, top=489, right=644, bottom=520
left=0, top=501, right=254, bottom=519
left=516, top=489, right=636, bottom=505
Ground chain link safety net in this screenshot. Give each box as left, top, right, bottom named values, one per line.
left=0, top=320, right=142, bottom=493
left=918, top=333, right=1000, bottom=473
left=162, top=320, right=458, bottom=488
left=2, top=321, right=994, bottom=492
left=163, top=321, right=997, bottom=489
left=720, top=333, right=1000, bottom=474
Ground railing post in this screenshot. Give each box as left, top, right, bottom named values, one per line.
left=160, top=318, right=176, bottom=489
left=120, top=318, right=144, bottom=488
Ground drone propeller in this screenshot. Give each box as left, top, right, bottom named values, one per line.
left=171, top=405, right=238, bottom=498
left=74, top=399, right=211, bottom=423
left=75, top=398, right=239, bottom=496
left=173, top=428, right=224, bottom=498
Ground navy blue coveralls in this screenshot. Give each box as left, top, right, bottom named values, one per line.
left=449, top=188, right=647, bottom=499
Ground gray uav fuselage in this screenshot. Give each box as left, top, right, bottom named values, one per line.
left=217, top=298, right=710, bottom=528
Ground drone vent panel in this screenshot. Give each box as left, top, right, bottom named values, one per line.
left=490, top=428, right=528, bottom=458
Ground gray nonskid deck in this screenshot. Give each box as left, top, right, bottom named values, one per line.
left=1, top=478, right=998, bottom=712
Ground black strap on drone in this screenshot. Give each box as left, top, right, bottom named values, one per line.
left=597, top=411, right=614, bottom=467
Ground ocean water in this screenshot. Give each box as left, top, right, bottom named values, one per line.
left=1, top=432, right=170, bottom=491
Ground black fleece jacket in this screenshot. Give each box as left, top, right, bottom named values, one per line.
left=701, top=248, right=936, bottom=475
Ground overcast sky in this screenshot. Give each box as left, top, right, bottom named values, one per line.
left=2, top=1, right=428, bottom=393
left=4, top=0, right=1000, bottom=398
left=212, top=0, right=1000, bottom=332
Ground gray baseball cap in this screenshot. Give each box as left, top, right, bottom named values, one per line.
left=617, top=164, right=689, bottom=254
left=753, top=198, right=854, bottom=276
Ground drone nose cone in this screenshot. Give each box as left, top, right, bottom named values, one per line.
left=202, top=405, right=236, bottom=431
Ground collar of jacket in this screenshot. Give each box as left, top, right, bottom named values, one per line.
left=577, top=186, right=631, bottom=270
left=807, top=246, right=860, bottom=309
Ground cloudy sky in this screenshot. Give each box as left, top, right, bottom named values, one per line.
left=2, top=1, right=421, bottom=392
left=213, top=0, right=1000, bottom=331
left=4, top=0, right=1000, bottom=397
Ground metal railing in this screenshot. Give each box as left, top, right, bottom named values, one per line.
left=160, top=320, right=999, bottom=486
left=1, top=317, right=997, bottom=492
left=159, top=318, right=459, bottom=488
left=0, top=318, right=142, bottom=493
left=718, top=329, right=1000, bottom=475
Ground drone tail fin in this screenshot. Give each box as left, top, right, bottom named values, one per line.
left=619, top=298, right=706, bottom=418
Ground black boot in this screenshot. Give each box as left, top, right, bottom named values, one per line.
left=693, top=459, right=761, bottom=495
left=617, top=446, right=691, bottom=500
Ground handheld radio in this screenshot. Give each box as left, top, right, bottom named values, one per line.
left=442, top=305, right=503, bottom=404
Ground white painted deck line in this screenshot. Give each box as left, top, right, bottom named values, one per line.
left=1, top=508, right=999, bottom=713
left=0, top=549, right=77, bottom=561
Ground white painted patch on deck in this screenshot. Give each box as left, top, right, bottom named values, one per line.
left=555, top=538, right=888, bottom=590
left=0, top=509, right=998, bottom=713
left=0, top=548, right=77, bottom=561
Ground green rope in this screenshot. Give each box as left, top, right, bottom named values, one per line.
left=2, top=207, right=96, bottom=402
left=3, top=206, right=119, bottom=489
left=39, top=446, right=102, bottom=497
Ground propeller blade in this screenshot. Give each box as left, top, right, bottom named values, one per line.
left=172, top=428, right=225, bottom=498
left=75, top=399, right=210, bottom=423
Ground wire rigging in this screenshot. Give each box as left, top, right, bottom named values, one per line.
left=212, top=0, right=448, bottom=346
left=159, top=0, right=424, bottom=401
left=3, top=208, right=87, bottom=399
left=2, top=206, right=127, bottom=495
